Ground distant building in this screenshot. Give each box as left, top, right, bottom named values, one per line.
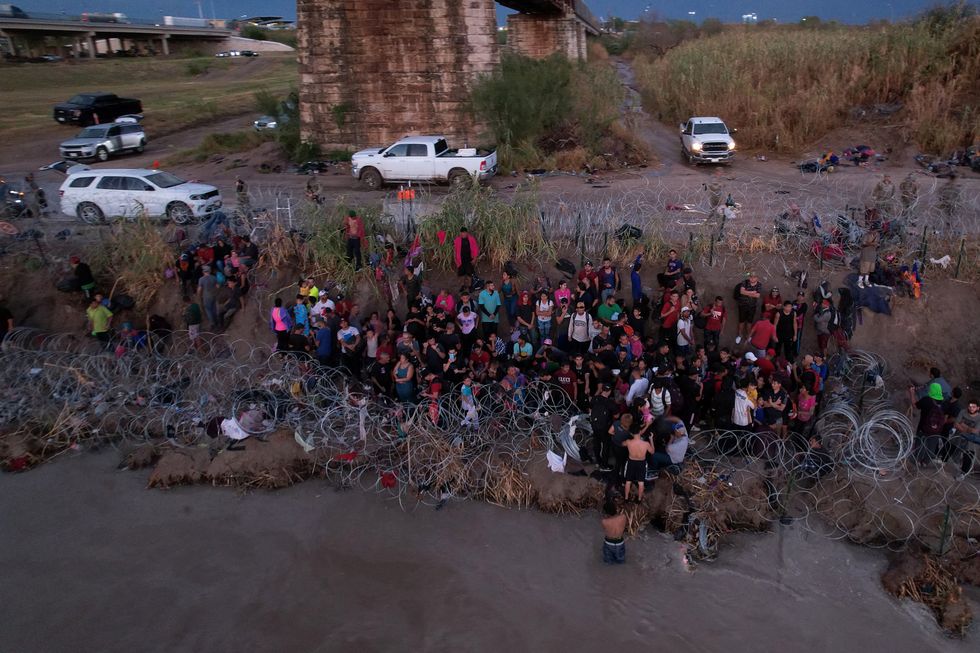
left=742, top=13, right=758, bottom=24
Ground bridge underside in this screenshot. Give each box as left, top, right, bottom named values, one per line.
left=298, top=0, right=595, bottom=150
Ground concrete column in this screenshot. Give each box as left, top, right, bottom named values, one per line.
left=160, top=34, right=169, bottom=56
left=85, top=32, right=96, bottom=59
left=506, top=12, right=586, bottom=60
left=73, top=37, right=81, bottom=59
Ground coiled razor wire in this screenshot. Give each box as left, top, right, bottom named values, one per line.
left=1, top=324, right=978, bottom=544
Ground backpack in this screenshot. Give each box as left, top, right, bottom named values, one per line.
left=693, top=311, right=707, bottom=330
left=733, top=281, right=744, bottom=301
left=924, top=402, right=945, bottom=436
left=827, top=307, right=840, bottom=331
left=556, top=258, right=576, bottom=278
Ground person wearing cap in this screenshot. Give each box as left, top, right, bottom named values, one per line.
left=70, top=256, right=97, bottom=298
left=735, top=272, right=762, bottom=345
left=914, top=382, right=947, bottom=463
left=577, top=260, right=599, bottom=294
left=762, top=287, right=782, bottom=322
left=676, top=306, right=694, bottom=357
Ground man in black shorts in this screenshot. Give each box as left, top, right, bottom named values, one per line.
left=619, top=415, right=654, bottom=501
left=735, top=271, right=762, bottom=345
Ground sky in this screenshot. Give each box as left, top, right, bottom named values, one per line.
left=12, top=0, right=976, bottom=24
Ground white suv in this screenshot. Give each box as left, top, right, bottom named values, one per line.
left=59, top=168, right=222, bottom=224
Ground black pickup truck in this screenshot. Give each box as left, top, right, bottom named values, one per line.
left=53, top=92, right=143, bottom=126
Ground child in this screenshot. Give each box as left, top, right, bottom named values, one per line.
left=293, top=295, right=310, bottom=336
left=460, top=376, right=479, bottom=430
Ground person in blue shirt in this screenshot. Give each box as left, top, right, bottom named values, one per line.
left=314, top=318, right=332, bottom=366
left=629, top=254, right=643, bottom=307
left=293, top=294, right=310, bottom=336
left=477, top=281, right=501, bottom=338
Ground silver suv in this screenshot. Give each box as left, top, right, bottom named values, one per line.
left=59, top=122, right=147, bottom=162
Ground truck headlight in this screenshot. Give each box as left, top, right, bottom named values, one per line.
left=728, top=142, right=736, bottom=150
left=190, top=194, right=205, bottom=200
left=691, top=142, right=702, bottom=152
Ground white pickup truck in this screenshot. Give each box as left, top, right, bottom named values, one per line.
left=679, top=117, right=736, bottom=165
left=351, top=136, right=497, bottom=189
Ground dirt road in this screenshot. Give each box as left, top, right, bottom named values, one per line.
left=0, top=453, right=969, bottom=653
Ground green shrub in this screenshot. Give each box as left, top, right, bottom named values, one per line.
left=184, top=58, right=211, bottom=76
left=470, top=54, right=625, bottom=171
left=240, top=25, right=268, bottom=41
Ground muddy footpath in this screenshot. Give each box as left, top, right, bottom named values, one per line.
left=0, top=453, right=973, bottom=652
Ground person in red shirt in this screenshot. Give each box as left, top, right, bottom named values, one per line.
left=660, top=290, right=680, bottom=343
left=762, top=287, right=782, bottom=321
left=555, top=361, right=578, bottom=404
left=756, top=349, right=776, bottom=379
left=576, top=260, right=599, bottom=293
left=748, top=316, right=775, bottom=356
left=701, top=296, right=727, bottom=348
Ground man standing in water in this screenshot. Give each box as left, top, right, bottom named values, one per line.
left=601, top=494, right=627, bottom=565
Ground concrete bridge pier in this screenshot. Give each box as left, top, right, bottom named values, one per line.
left=506, top=11, right=587, bottom=60
left=297, top=0, right=499, bottom=150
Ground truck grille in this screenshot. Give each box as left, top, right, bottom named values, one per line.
left=702, top=142, right=729, bottom=153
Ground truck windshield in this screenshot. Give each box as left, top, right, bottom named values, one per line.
left=77, top=127, right=107, bottom=138
left=693, top=123, right=728, bottom=135
left=67, top=95, right=96, bottom=105
left=145, top=172, right=186, bottom=188
left=434, top=139, right=449, bottom=156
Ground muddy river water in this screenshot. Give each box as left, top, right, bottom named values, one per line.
left=0, top=454, right=971, bottom=652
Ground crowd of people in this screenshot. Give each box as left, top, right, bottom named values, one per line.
left=264, top=225, right=979, bottom=565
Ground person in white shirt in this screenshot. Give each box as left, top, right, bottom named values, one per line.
left=649, top=378, right=672, bottom=416
left=732, top=378, right=755, bottom=427
left=676, top=307, right=694, bottom=356
left=625, top=368, right=650, bottom=405
left=311, top=296, right=336, bottom=320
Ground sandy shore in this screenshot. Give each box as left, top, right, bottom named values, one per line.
left=0, top=452, right=971, bottom=652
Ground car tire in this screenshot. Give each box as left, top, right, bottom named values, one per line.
left=76, top=202, right=105, bottom=225
left=167, top=202, right=193, bottom=225
left=135, top=140, right=145, bottom=153
left=96, top=146, right=109, bottom=162
left=360, top=168, right=383, bottom=190
left=448, top=169, right=471, bottom=188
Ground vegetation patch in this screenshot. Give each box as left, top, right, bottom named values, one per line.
left=471, top=52, right=648, bottom=172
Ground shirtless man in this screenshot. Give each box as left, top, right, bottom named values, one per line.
left=621, top=422, right=655, bottom=501
left=601, top=495, right=628, bottom=565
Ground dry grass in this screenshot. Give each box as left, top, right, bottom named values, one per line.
left=90, top=217, right=173, bottom=308
left=633, top=17, right=980, bottom=154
